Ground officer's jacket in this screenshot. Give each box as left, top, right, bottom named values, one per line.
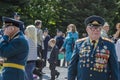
left=0, top=31, right=29, bottom=66
left=68, top=37, right=119, bottom=80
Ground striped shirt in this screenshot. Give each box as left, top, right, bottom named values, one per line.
left=26, top=37, right=37, bottom=61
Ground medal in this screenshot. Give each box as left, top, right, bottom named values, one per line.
left=90, top=67, right=93, bottom=70
left=81, top=45, right=84, bottom=48
left=83, top=60, right=86, bottom=63
left=98, top=70, right=101, bottom=72
left=80, top=65, right=81, bottom=68
left=101, top=49, right=105, bottom=53
left=103, top=46, right=107, bottom=49
left=96, top=49, right=99, bottom=52
left=100, top=69, right=103, bottom=72
left=94, top=68, right=96, bottom=71
left=87, top=58, right=90, bottom=62
left=88, top=46, right=90, bottom=50
left=83, top=64, right=85, bottom=67
left=106, top=50, right=110, bottom=55
left=86, top=53, right=89, bottom=57
left=86, top=64, right=89, bottom=67
left=91, top=61, right=93, bottom=64
left=104, top=69, right=107, bottom=72
left=79, top=54, right=82, bottom=57
left=91, top=55, right=93, bottom=57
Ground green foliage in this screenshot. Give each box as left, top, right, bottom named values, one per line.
left=0, top=0, right=120, bottom=36
left=58, top=0, right=118, bottom=36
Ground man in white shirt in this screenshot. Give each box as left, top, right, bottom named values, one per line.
left=101, top=22, right=110, bottom=38
left=116, top=39, right=120, bottom=79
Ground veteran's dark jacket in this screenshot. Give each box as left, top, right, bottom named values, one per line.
left=0, top=31, right=29, bottom=80
left=68, top=37, right=119, bottom=80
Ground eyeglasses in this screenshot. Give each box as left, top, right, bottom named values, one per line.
left=88, top=26, right=101, bottom=31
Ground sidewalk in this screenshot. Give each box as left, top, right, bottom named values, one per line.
left=34, top=61, right=68, bottom=80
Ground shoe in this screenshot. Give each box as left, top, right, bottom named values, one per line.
left=33, top=74, right=38, bottom=79
left=40, top=71, right=45, bottom=74
left=33, top=69, right=42, bottom=77
left=56, top=72, right=60, bottom=78
left=65, top=77, right=67, bottom=79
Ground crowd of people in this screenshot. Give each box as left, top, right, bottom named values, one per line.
left=0, top=13, right=120, bottom=80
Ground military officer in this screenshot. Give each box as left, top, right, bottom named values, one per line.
left=0, top=17, right=29, bottom=80
left=68, top=15, right=119, bottom=80
left=13, top=12, right=25, bottom=33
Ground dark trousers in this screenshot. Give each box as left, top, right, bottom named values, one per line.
left=33, top=59, right=43, bottom=80
left=37, top=45, right=42, bottom=57
left=49, top=63, right=59, bottom=80
left=37, top=45, right=44, bottom=68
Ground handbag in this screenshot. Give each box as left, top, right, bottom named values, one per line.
left=58, top=52, right=64, bottom=60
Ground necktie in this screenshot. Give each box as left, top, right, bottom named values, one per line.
left=91, top=40, right=96, bottom=56
left=92, top=40, right=96, bottom=50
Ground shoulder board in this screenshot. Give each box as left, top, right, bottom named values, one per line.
left=102, top=37, right=113, bottom=43
left=76, top=37, right=87, bottom=42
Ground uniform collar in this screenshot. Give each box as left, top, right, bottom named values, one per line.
left=90, top=39, right=99, bottom=45
left=10, top=31, right=20, bottom=40
left=89, top=39, right=99, bottom=49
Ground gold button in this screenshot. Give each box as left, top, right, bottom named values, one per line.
left=83, top=64, right=85, bottom=67
left=90, top=74, right=92, bottom=77
left=94, top=68, right=96, bottom=71
left=104, top=69, right=107, bottom=72
left=91, top=61, right=93, bottom=64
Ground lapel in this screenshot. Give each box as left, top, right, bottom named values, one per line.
left=10, top=32, right=21, bottom=41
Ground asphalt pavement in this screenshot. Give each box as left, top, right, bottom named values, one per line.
left=34, top=61, right=68, bottom=80
left=34, top=67, right=68, bottom=80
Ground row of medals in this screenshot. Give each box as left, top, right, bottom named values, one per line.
left=79, top=44, right=109, bottom=73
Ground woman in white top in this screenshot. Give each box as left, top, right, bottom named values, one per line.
left=25, top=25, right=37, bottom=80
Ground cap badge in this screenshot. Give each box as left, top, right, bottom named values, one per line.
left=91, top=21, right=99, bottom=25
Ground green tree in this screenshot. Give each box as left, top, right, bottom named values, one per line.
left=0, top=0, right=119, bottom=37
left=0, top=0, right=30, bottom=27
left=58, top=0, right=117, bottom=37
left=22, top=0, right=62, bottom=36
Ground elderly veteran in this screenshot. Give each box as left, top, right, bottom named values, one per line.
left=68, top=15, right=119, bottom=80
left=0, top=17, right=29, bottom=80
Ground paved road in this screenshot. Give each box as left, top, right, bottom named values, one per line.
left=34, top=66, right=68, bottom=80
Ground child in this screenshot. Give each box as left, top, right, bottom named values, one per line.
left=48, top=38, right=60, bottom=80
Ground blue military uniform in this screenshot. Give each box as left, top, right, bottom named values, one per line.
left=68, top=37, right=119, bottom=80
left=0, top=17, right=29, bottom=80
left=13, top=12, right=25, bottom=33
left=68, top=15, right=119, bottom=80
